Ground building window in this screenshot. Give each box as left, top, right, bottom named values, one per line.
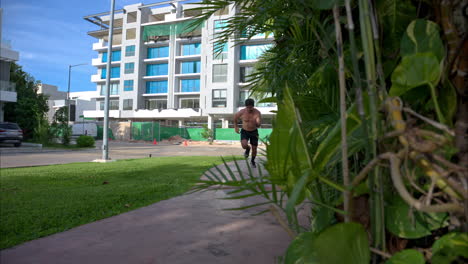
left=180, top=98, right=200, bottom=109
left=212, top=64, right=227, bottom=83
left=240, top=44, right=272, bottom=60
left=124, top=80, right=134, bottom=91
left=146, top=81, right=168, bottom=93
left=214, top=7, right=229, bottom=16
left=239, top=91, right=276, bottom=107
left=146, top=63, right=168, bottom=76
left=125, top=45, right=135, bottom=57
left=100, top=100, right=119, bottom=110
left=181, top=61, right=201, bottom=74
left=181, top=43, right=201, bottom=56
left=126, top=28, right=136, bottom=40
left=212, top=89, right=227, bottom=107
left=124, top=63, right=135, bottom=74
left=240, top=66, right=255, bottom=83
left=213, top=42, right=228, bottom=60
left=239, top=90, right=247, bottom=107
left=101, top=67, right=120, bottom=79
left=100, top=83, right=120, bottom=95
left=145, top=99, right=167, bottom=110
left=147, top=46, right=169, bottom=59
left=214, top=19, right=227, bottom=33
left=123, top=99, right=133, bottom=110
left=180, top=78, right=200, bottom=92
left=102, top=50, right=121, bottom=62
left=127, top=11, right=137, bottom=23
left=240, top=26, right=266, bottom=38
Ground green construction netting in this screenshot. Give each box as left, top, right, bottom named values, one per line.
left=96, top=126, right=115, bottom=140
left=143, top=20, right=204, bottom=41
left=130, top=122, right=272, bottom=142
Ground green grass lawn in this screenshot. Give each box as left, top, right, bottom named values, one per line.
left=0, top=156, right=235, bottom=249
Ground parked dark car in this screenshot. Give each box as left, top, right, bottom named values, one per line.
left=0, top=122, right=23, bottom=147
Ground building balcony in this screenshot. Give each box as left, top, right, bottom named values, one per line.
left=121, top=108, right=203, bottom=118
left=174, top=91, right=200, bottom=95
left=236, top=106, right=277, bottom=116
left=92, top=42, right=122, bottom=51
left=174, top=73, right=200, bottom=78
left=144, top=39, right=170, bottom=47
left=83, top=110, right=121, bottom=118
left=143, top=57, right=169, bottom=63
left=91, top=74, right=120, bottom=83
left=175, top=54, right=201, bottom=61
left=238, top=59, right=259, bottom=65
left=143, top=93, right=168, bottom=97
left=0, top=81, right=17, bottom=103
left=92, top=58, right=121, bottom=67
left=142, top=75, right=169, bottom=80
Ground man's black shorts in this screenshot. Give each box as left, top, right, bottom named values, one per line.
left=241, top=129, right=259, bottom=146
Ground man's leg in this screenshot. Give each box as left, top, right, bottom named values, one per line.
left=241, top=139, right=250, bottom=158
left=251, top=145, right=257, bottom=168
left=250, top=131, right=259, bottom=168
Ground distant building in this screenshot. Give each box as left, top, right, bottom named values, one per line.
left=83, top=1, right=276, bottom=129
left=0, top=8, right=19, bottom=122
left=37, top=83, right=98, bottom=123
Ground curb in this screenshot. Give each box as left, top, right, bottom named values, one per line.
left=21, top=143, right=43, bottom=148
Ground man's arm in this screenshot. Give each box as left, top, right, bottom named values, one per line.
left=234, top=110, right=242, bottom=133
left=255, top=111, right=262, bottom=128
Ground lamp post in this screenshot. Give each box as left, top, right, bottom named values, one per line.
left=67, top=63, right=87, bottom=123
left=102, top=0, right=116, bottom=161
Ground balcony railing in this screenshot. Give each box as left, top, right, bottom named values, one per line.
left=0, top=80, right=16, bottom=92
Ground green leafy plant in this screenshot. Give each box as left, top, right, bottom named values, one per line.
left=76, top=135, right=95, bottom=148
left=201, top=124, right=214, bottom=144
left=191, top=0, right=467, bottom=262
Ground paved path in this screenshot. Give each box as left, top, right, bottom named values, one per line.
left=0, top=161, right=291, bottom=264
left=0, top=141, right=244, bottom=168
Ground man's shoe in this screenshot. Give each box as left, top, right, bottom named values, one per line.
left=251, top=160, right=256, bottom=168
left=244, top=148, right=250, bottom=159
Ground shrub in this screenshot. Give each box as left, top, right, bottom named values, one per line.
left=76, top=135, right=95, bottom=148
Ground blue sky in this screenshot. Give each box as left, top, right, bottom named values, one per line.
left=1, top=0, right=171, bottom=92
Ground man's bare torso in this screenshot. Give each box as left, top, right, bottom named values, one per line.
left=239, top=108, right=261, bottom=131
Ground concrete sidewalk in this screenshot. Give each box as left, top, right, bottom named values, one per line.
left=0, top=161, right=291, bottom=264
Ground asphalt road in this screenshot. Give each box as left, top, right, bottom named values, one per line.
left=0, top=141, right=244, bottom=168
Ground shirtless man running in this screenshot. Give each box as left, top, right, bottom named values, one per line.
left=234, top=98, right=262, bottom=168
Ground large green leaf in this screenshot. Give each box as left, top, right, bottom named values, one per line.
left=285, top=223, right=370, bottom=264
left=377, top=0, right=417, bottom=58
left=310, top=0, right=344, bottom=10
left=385, top=196, right=448, bottom=239
left=266, top=86, right=311, bottom=197
left=439, top=80, right=458, bottom=126
left=385, top=249, right=425, bottom=264
left=285, top=232, right=319, bottom=263
left=389, top=53, right=441, bottom=96
left=400, top=19, right=445, bottom=62
left=431, top=232, right=468, bottom=264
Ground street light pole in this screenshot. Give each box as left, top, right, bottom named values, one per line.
left=67, top=63, right=87, bottom=124
left=102, top=0, right=116, bottom=161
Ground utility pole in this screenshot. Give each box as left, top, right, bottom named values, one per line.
left=102, top=0, right=116, bottom=161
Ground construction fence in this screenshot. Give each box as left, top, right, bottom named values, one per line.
left=95, top=121, right=272, bottom=142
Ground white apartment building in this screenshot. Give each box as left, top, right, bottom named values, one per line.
left=0, top=8, right=19, bottom=122
left=83, top=1, right=276, bottom=128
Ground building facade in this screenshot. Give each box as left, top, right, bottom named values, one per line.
left=83, top=1, right=276, bottom=128
left=0, top=8, right=19, bottom=122
left=38, top=83, right=98, bottom=123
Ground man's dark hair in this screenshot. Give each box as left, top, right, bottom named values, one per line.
left=245, top=98, right=255, bottom=107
